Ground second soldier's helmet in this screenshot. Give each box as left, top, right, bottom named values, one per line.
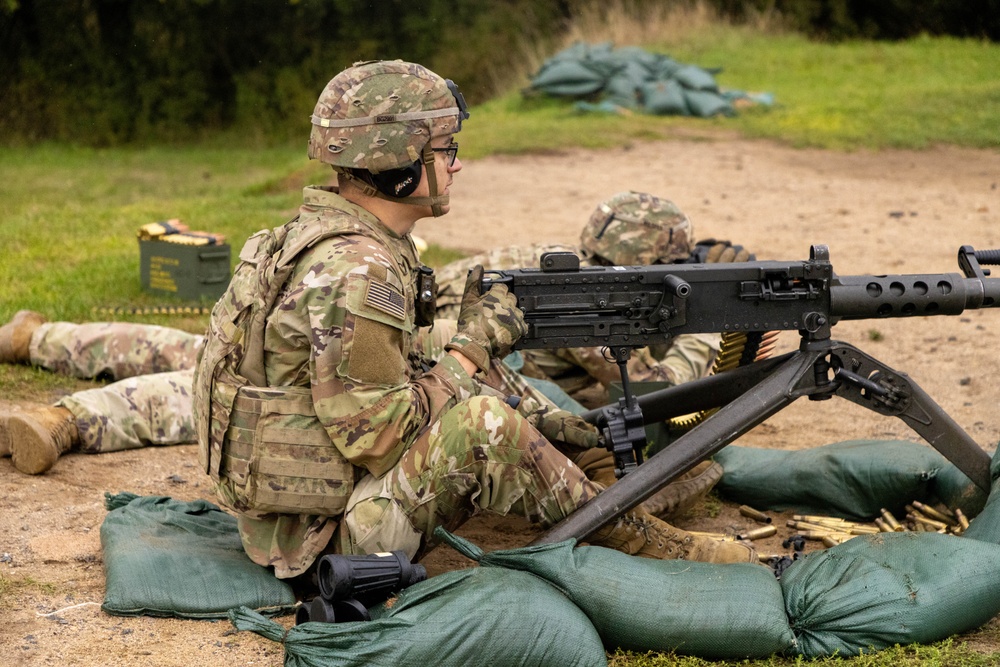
left=308, top=60, right=469, bottom=214
left=579, top=191, right=693, bottom=265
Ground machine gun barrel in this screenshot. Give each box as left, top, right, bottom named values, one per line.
left=482, top=245, right=1000, bottom=349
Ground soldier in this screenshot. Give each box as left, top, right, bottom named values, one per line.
left=186, top=59, right=757, bottom=580
left=434, top=191, right=752, bottom=403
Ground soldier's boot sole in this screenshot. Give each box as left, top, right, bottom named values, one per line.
left=8, top=406, right=78, bottom=475
left=0, top=310, right=48, bottom=364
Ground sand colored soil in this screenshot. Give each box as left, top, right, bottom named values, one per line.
left=2, top=135, right=999, bottom=665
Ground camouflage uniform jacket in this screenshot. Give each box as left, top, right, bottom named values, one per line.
left=194, top=186, right=479, bottom=574
left=435, top=244, right=719, bottom=395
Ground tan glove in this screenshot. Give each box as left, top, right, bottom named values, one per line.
left=445, top=265, right=527, bottom=373
left=704, top=241, right=753, bottom=263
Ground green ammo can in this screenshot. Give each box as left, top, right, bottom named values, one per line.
left=139, top=239, right=232, bottom=300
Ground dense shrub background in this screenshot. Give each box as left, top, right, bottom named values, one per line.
left=1, top=0, right=996, bottom=146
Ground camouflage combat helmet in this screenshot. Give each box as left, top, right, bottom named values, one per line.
left=309, top=60, right=469, bottom=216
left=579, top=191, right=693, bottom=265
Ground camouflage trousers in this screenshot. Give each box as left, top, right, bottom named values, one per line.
left=232, top=394, right=601, bottom=578
left=28, top=322, right=203, bottom=452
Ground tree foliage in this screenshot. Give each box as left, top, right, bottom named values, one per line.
left=0, top=0, right=995, bottom=146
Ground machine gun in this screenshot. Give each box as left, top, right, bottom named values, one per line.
left=480, top=245, right=1000, bottom=545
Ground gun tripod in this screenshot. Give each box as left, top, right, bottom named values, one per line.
left=533, top=334, right=993, bottom=545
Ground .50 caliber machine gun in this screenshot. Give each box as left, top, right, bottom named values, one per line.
left=481, top=245, right=1000, bottom=545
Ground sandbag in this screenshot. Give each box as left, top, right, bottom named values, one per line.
left=683, top=89, right=735, bottom=117
left=781, top=531, right=1000, bottom=657
left=230, top=565, right=607, bottom=667
left=100, top=492, right=296, bottom=619
left=640, top=79, right=689, bottom=116
left=960, top=446, right=1000, bottom=543
left=437, top=528, right=796, bottom=660
left=715, top=440, right=953, bottom=519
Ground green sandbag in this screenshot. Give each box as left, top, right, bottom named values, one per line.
left=960, top=446, right=1000, bottom=543
left=640, top=79, right=689, bottom=116
left=781, top=532, right=1000, bottom=657
left=672, top=64, right=721, bottom=91
left=715, top=440, right=951, bottom=519
left=530, top=59, right=607, bottom=96
left=230, top=566, right=607, bottom=667
left=100, top=492, right=296, bottom=619
left=437, top=528, right=796, bottom=659
left=683, top=89, right=735, bottom=117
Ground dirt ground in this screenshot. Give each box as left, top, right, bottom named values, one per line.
left=2, top=135, right=999, bottom=666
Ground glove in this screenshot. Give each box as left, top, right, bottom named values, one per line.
left=518, top=402, right=600, bottom=450
left=445, top=265, right=527, bottom=373
left=703, top=240, right=754, bottom=263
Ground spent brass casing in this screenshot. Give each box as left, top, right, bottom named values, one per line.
left=912, top=501, right=956, bottom=525
left=738, top=525, right=778, bottom=541
left=689, top=531, right=737, bottom=542
left=800, top=530, right=853, bottom=541
left=908, top=513, right=948, bottom=531
left=874, top=518, right=894, bottom=533
left=848, top=526, right=880, bottom=535
left=821, top=535, right=844, bottom=548
left=955, top=508, right=971, bottom=531
left=880, top=508, right=903, bottom=531
left=739, top=506, right=772, bottom=524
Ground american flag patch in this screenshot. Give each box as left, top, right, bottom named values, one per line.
left=365, top=279, right=407, bottom=320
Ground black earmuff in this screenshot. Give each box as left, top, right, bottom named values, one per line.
left=370, top=161, right=423, bottom=198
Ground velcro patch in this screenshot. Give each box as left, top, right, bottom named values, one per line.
left=365, top=279, right=407, bottom=321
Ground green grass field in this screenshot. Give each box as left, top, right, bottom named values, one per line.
left=2, top=15, right=1000, bottom=665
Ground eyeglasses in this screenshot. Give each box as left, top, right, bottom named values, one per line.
left=431, top=141, right=459, bottom=167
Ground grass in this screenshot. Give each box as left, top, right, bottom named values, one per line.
left=2, top=6, right=1000, bottom=664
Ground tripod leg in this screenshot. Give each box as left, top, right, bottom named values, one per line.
left=829, top=342, right=992, bottom=492
left=533, top=349, right=819, bottom=545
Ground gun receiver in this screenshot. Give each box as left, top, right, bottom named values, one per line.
left=483, top=245, right=1000, bottom=348
left=481, top=246, right=1000, bottom=546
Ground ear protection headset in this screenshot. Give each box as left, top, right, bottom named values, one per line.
left=370, top=162, right=423, bottom=198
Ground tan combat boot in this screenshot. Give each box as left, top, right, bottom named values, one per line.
left=0, top=310, right=47, bottom=364
left=588, top=509, right=757, bottom=564
left=576, top=448, right=724, bottom=521
left=6, top=405, right=79, bottom=474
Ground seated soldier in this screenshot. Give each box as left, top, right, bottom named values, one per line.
left=1, top=61, right=757, bottom=580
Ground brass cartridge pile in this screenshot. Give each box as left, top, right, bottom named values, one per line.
left=785, top=515, right=880, bottom=547
left=137, top=220, right=226, bottom=246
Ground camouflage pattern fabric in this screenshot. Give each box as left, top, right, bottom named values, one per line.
left=58, top=370, right=196, bottom=452
left=308, top=60, right=463, bottom=173
left=29, top=321, right=203, bottom=380
left=199, top=186, right=602, bottom=577
left=578, top=191, right=693, bottom=266
left=443, top=265, right=527, bottom=373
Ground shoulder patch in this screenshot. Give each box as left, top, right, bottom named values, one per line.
left=365, top=278, right=407, bottom=321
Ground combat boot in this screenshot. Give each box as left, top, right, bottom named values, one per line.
left=640, top=460, right=724, bottom=520
left=0, top=310, right=47, bottom=364
left=588, top=509, right=756, bottom=564
left=577, top=448, right=724, bottom=521
left=6, top=405, right=79, bottom=475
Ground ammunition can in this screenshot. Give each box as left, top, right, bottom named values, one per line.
left=139, top=239, right=231, bottom=300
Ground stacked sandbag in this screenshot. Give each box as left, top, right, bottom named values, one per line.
left=529, top=41, right=771, bottom=118
left=781, top=531, right=1000, bottom=657
left=714, top=440, right=986, bottom=519
left=230, top=565, right=608, bottom=667
left=436, top=528, right=797, bottom=659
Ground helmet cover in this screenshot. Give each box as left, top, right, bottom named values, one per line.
left=579, top=191, right=693, bottom=265
left=308, top=60, right=467, bottom=174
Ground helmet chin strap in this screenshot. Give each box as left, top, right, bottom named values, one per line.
left=339, top=145, right=450, bottom=217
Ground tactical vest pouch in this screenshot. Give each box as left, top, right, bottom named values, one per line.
left=219, top=385, right=355, bottom=516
